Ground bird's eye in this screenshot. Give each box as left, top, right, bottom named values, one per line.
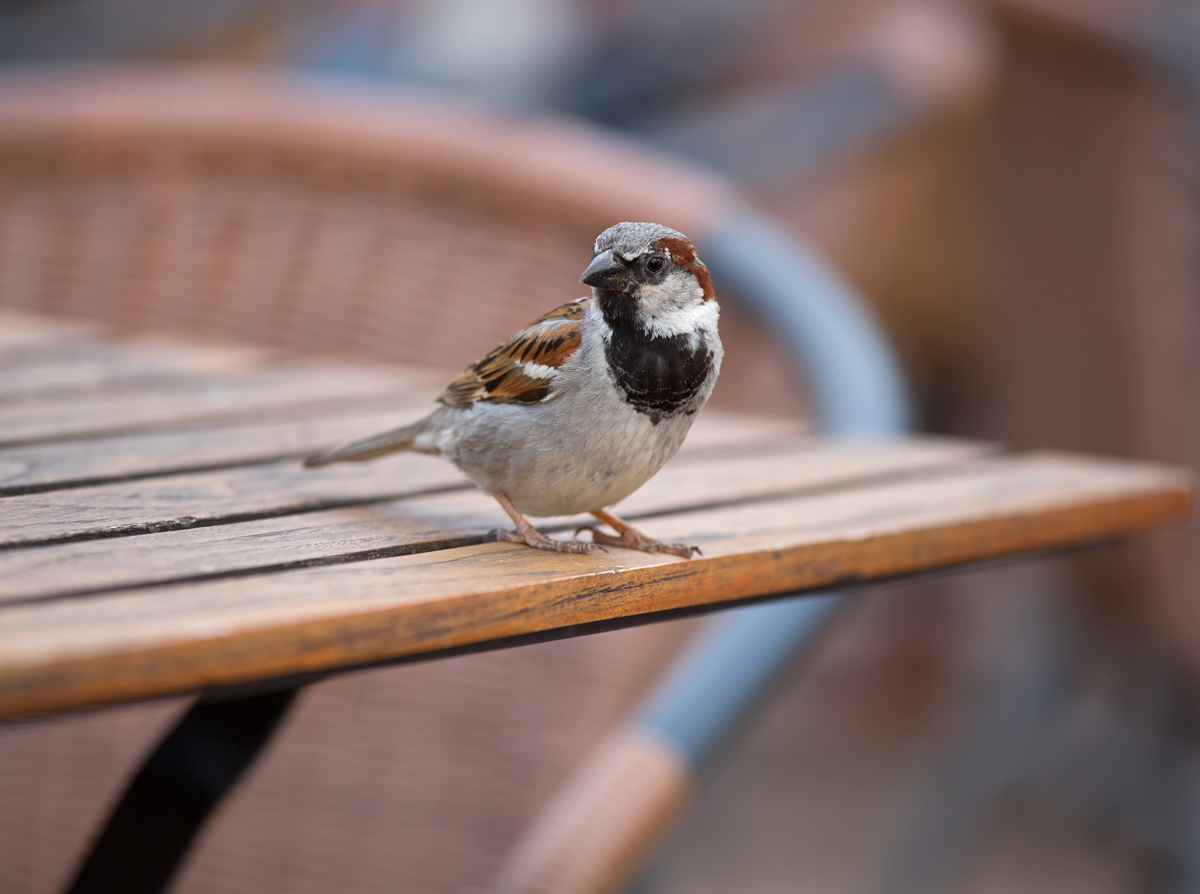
left=646, top=257, right=664, bottom=273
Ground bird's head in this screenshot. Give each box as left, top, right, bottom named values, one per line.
left=580, top=222, right=715, bottom=334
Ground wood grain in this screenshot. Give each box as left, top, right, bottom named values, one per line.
left=0, top=452, right=468, bottom=548
left=0, top=408, right=804, bottom=495
left=0, top=452, right=1189, bottom=719
left=0, top=315, right=1191, bottom=724
left=0, top=365, right=434, bottom=447
left=0, top=406, right=436, bottom=495
left=0, top=339, right=263, bottom=403
left=0, top=438, right=987, bottom=602
left=0, top=309, right=104, bottom=355
left=0, top=414, right=820, bottom=547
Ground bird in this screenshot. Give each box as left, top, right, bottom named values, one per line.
left=304, top=221, right=723, bottom=558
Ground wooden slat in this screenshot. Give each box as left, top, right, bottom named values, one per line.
left=0, top=406, right=433, bottom=495
left=0, top=413, right=815, bottom=547
left=0, top=438, right=986, bottom=602
left=0, top=365, right=436, bottom=446
left=0, top=437, right=975, bottom=550
left=0, top=408, right=805, bottom=495
left=0, top=453, right=1190, bottom=718
left=0, top=310, right=105, bottom=355
left=0, top=452, right=467, bottom=548
left=0, top=340, right=264, bottom=403
left=0, top=338, right=131, bottom=368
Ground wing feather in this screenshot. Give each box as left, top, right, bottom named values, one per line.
left=439, top=298, right=587, bottom=408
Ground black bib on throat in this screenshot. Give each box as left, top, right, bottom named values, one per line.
left=598, top=292, right=713, bottom=424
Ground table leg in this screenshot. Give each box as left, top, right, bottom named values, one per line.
left=63, top=688, right=298, bottom=894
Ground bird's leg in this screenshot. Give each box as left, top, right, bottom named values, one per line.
left=490, top=493, right=605, bottom=555
left=577, top=508, right=700, bottom=559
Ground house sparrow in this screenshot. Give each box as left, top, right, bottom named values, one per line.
left=304, top=221, right=722, bottom=557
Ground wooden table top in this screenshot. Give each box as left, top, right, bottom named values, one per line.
left=0, top=310, right=1193, bottom=721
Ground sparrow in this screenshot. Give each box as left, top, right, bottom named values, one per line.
left=304, top=221, right=723, bottom=558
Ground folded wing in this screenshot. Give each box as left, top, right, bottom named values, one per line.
left=440, top=298, right=587, bottom=407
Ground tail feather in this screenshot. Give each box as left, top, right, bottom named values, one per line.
left=303, top=419, right=427, bottom=468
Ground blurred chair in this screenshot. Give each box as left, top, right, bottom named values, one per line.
left=0, top=66, right=906, bottom=894
left=0, top=0, right=282, bottom=62
left=845, top=6, right=1200, bottom=891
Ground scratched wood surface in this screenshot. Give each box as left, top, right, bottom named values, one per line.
left=0, top=311, right=1192, bottom=719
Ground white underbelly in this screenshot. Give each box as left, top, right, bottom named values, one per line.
left=444, top=381, right=696, bottom=518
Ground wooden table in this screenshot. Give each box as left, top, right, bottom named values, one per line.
left=0, top=309, right=1193, bottom=722
left=1, top=307, right=1194, bottom=894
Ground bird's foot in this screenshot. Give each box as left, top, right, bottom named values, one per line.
left=490, top=527, right=606, bottom=555
left=574, top=524, right=700, bottom=559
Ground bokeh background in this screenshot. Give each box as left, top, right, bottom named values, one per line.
left=1, top=0, right=1199, bottom=891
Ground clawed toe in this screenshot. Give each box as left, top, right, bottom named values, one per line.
left=491, top=528, right=525, bottom=544
left=658, top=542, right=703, bottom=559
left=490, top=527, right=606, bottom=555
left=534, top=537, right=607, bottom=555
left=557, top=540, right=607, bottom=555
left=496, top=515, right=699, bottom=558
left=576, top=522, right=700, bottom=559
left=634, top=539, right=701, bottom=559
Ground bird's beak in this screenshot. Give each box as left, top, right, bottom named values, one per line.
left=580, top=249, right=632, bottom=292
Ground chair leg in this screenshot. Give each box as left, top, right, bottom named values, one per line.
left=63, top=687, right=298, bottom=894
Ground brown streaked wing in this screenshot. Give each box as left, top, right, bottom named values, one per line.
left=439, top=299, right=588, bottom=408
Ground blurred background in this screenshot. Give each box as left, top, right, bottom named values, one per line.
left=1, top=0, right=1199, bottom=892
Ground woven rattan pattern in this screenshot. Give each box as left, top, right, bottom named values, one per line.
left=0, top=67, right=748, bottom=894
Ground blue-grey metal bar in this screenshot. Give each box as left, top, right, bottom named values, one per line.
left=634, top=595, right=842, bottom=766
left=705, top=211, right=911, bottom=437
left=633, top=209, right=910, bottom=766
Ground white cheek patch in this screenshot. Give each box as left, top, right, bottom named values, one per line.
left=668, top=300, right=720, bottom=349
left=638, top=273, right=719, bottom=340
left=637, top=273, right=687, bottom=312
left=643, top=303, right=719, bottom=344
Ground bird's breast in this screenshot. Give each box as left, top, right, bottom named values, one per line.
left=602, top=325, right=715, bottom=424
